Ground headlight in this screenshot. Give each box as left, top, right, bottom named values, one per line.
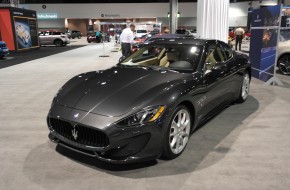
left=116, top=106, right=165, bottom=127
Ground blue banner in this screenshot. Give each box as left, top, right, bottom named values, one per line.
left=249, top=5, right=281, bottom=82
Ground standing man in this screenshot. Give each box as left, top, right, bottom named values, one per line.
left=120, top=24, right=135, bottom=58
left=234, top=26, right=245, bottom=51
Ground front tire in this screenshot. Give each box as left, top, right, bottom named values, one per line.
left=54, top=40, right=63, bottom=47
left=278, top=54, right=290, bottom=75
left=162, top=105, right=191, bottom=159
left=236, top=71, right=250, bottom=103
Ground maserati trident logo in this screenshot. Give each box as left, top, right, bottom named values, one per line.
left=72, top=125, right=78, bottom=140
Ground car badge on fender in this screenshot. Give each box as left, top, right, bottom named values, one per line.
left=72, top=125, right=78, bottom=140
left=74, top=113, right=79, bottom=118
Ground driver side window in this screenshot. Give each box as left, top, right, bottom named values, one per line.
left=205, top=45, right=225, bottom=71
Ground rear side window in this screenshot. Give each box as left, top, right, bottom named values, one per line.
left=52, top=32, right=64, bottom=35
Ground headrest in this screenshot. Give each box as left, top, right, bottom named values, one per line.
left=167, top=50, right=179, bottom=61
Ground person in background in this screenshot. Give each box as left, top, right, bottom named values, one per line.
left=164, top=28, right=170, bottom=34
left=119, top=24, right=135, bottom=57
left=96, top=31, right=101, bottom=43
left=234, top=26, right=245, bottom=51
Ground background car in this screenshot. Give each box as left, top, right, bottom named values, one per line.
left=39, top=31, right=70, bottom=47
left=115, top=29, right=122, bottom=43
left=66, top=30, right=82, bottom=39
left=135, top=29, right=148, bottom=38
left=87, top=32, right=110, bottom=43
left=277, top=39, right=290, bottom=75
left=47, top=36, right=251, bottom=164
left=0, top=41, right=9, bottom=58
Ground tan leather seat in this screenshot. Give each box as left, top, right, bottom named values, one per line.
left=159, top=55, right=168, bottom=67
left=159, top=51, right=179, bottom=67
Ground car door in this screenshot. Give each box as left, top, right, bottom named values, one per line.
left=43, top=31, right=52, bottom=45
left=38, top=32, right=45, bottom=45
left=198, top=43, right=231, bottom=118
left=220, top=42, right=241, bottom=97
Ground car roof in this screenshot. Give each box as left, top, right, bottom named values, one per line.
left=40, top=30, right=63, bottom=32
left=144, top=34, right=219, bottom=46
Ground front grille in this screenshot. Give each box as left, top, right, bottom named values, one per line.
left=49, top=118, right=109, bottom=147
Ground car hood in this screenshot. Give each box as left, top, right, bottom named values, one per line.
left=56, top=66, right=189, bottom=117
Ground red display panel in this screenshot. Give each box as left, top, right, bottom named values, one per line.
left=0, top=9, right=15, bottom=50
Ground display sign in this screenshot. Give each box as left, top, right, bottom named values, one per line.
left=101, top=13, right=120, bottom=18
left=12, top=8, right=39, bottom=50
left=0, top=7, right=40, bottom=51
left=249, top=5, right=281, bottom=82
left=37, top=13, right=58, bottom=19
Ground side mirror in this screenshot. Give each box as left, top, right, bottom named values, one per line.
left=212, top=62, right=227, bottom=71
left=204, top=69, right=212, bottom=75
left=204, top=62, right=226, bottom=76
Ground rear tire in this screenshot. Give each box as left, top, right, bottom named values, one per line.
left=78, top=36, right=81, bottom=39
left=162, top=105, right=191, bottom=159
left=236, top=71, right=250, bottom=103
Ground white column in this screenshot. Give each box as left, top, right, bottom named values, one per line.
left=169, top=0, right=178, bottom=34
left=197, top=0, right=229, bottom=43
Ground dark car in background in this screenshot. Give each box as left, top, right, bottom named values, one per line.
left=115, top=29, right=122, bottom=43
left=66, top=30, right=82, bottom=39
left=39, top=31, right=70, bottom=47
left=87, top=32, right=110, bottom=43
left=0, top=41, right=9, bottom=58
left=47, top=37, right=251, bottom=164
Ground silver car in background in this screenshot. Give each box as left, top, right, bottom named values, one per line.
left=277, top=40, right=290, bottom=75
left=39, top=31, right=70, bottom=47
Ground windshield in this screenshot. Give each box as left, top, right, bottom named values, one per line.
left=120, top=44, right=202, bottom=72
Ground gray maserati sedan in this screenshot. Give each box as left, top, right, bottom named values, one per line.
left=47, top=36, right=251, bottom=164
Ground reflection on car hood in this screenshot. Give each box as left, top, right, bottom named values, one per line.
left=56, top=66, right=187, bottom=117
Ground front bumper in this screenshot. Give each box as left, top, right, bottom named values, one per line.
left=0, top=49, right=9, bottom=57
left=47, top=106, right=164, bottom=164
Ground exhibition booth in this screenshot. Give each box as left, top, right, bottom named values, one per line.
left=0, top=7, right=39, bottom=51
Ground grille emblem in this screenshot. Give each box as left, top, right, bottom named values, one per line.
left=72, top=125, right=78, bottom=140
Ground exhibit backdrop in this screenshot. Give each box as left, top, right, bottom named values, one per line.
left=249, top=5, right=281, bottom=82
left=11, top=8, right=39, bottom=50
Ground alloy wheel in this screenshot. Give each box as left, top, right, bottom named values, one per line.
left=55, top=40, right=62, bottom=47
left=169, top=109, right=191, bottom=155
left=278, top=55, right=290, bottom=75
left=241, top=72, right=250, bottom=100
